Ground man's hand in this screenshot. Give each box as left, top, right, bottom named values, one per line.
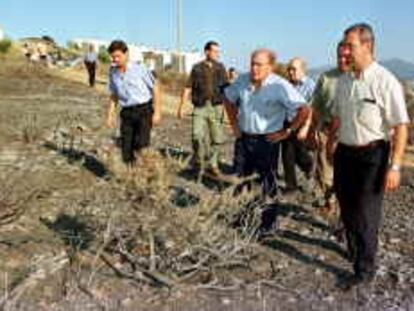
left=232, top=127, right=242, bottom=139
left=177, top=105, right=184, bottom=119
left=105, top=114, right=116, bottom=129
left=326, top=138, right=337, bottom=164
left=297, top=126, right=309, bottom=141
left=266, top=129, right=290, bottom=142
left=384, top=168, right=401, bottom=192
left=152, top=112, right=162, bottom=126
left=326, top=117, right=340, bottom=164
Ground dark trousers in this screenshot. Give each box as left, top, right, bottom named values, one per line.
left=334, top=141, right=390, bottom=276
left=281, top=134, right=314, bottom=189
left=120, top=103, right=153, bottom=164
left=234, top=134, right=280, bottom=197
left=84, top=61, right=96, bottom=87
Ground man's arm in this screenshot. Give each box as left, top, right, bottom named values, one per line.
left=105, top=94, right=118, bottom=128
left=297, top=108, right=313, bottom=140
left=384, top=124, right=408, bottom=192
left=326, top=116, right=340, bottom=164
left=298, top=76, right=326, bottom=141
left=152, top=81, right=162, bottom=125
left=224, top=100, right=241, bottom=138
left=177, top=87, right=191, bottom=119
left=266, top=106, right=310, bottom=142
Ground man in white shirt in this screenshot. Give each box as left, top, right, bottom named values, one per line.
left=327, top=23, right=410, bottom=290
left=84, top=44, right=98, bottom=87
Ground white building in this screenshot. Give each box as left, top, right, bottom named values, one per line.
left=67, top=37, right=202, bottom=73
left=0, top=26, right=4, bottom=40
left=183, top=51, right=203, bottom=73
left=128, top=44, right=149, bottom=63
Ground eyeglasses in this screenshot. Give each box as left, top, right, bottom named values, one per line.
left=251, top=62, right=270, bottom=67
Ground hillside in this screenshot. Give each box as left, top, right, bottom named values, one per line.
left=309, top=58, right=414, bottom=81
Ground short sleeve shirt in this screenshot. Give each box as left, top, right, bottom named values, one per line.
left=108, top=62, right=155, bottom=108
left=331, top=62, right=410, bottom=145
left=310, top=68, right=343, bottom=128
left=225, top=73, right=307, bottom=134
left=286, top=76, right=315, bottom=121
left=292, top=76, right=316, bottom=102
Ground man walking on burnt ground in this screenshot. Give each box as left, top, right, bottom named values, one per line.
left=105, top=40, right=162, bottom=174
left=224, top=49, right=310, bottom=233
left=281, top=57, right=316, bottom=196
left=309, top=41, right=352, bottom=217
left=84, top=44, right=98, bottom=88
left=327, top=23, right=410, bottom=290
left=177, top=41, right=228, bottom=180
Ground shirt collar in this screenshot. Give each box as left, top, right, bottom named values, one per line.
left=292, top=76, right=309, bottom=86
left=351, top=61, right=377, bottom=81
left=112, top=62, right=134, bottom=77
left=248, top=73, right=274, bottom=91
left=203, top=59, right=217, bottom=68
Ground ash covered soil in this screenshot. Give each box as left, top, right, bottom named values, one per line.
left=0, top=60, right=414, bottom=311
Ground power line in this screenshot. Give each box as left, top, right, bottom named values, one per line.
left=176, top=0, right=183, bottom=73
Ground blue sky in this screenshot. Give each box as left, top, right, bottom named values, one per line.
left=1, top=0, right=413, bottom=69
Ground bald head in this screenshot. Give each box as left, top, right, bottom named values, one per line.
left=287, top=57, right=307, bottom=82
left=251, top=49, right=277, bottom=66
left=250, top=48, right=277, bottom=84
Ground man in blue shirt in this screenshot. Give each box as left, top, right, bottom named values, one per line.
left=105, top=40, right=161, bottom=167
left=224, top=49, right=310, bottom=200
left=282, top=57, right=316, bottom=194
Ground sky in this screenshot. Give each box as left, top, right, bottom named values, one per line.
left=1, top=0, right=413, bottom=69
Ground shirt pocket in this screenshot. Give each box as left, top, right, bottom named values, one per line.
left=357, top=99, right=381, bottom=129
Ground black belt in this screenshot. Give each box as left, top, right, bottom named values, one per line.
left=122, top=101, right=152, bottom=110
left=242, top=132, right=268, bottom=138
left=339, top=139, right=387, bottom=150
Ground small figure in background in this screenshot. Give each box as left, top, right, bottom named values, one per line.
left=84, top=44, right=98, bottom=87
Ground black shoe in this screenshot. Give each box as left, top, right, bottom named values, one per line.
left=257, top=210, right=280, bottom=240
left=337, top=272, right=375, bottom=291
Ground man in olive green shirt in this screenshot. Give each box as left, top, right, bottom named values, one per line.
left=310, top=41, right=351, bottom=213
left=177, top=41, right=228, bottom=177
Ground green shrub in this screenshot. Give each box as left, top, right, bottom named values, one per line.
left=98, top=47, right=111, bottom=64
left=0, top=38, right=12, bottom=54
left=157, top=71, right=188, bottom=95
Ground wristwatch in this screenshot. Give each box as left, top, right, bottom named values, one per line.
left=389, top=163, right=401, bottom=172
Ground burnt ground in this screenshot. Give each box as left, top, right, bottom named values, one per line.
left=0, top=59, right=414, bottom=310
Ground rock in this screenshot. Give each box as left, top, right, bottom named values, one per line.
left=323, top=295, right=335, bottom=303
left=221, top=298, right=231, bottom=305
left=389, top=238, right=401, bottom=244
left=300, top=228, right=311, bottom=235
left=121, top=298, right=133, bottom=307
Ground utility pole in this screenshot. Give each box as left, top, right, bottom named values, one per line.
left=176, top=0, right=183, bottom=73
